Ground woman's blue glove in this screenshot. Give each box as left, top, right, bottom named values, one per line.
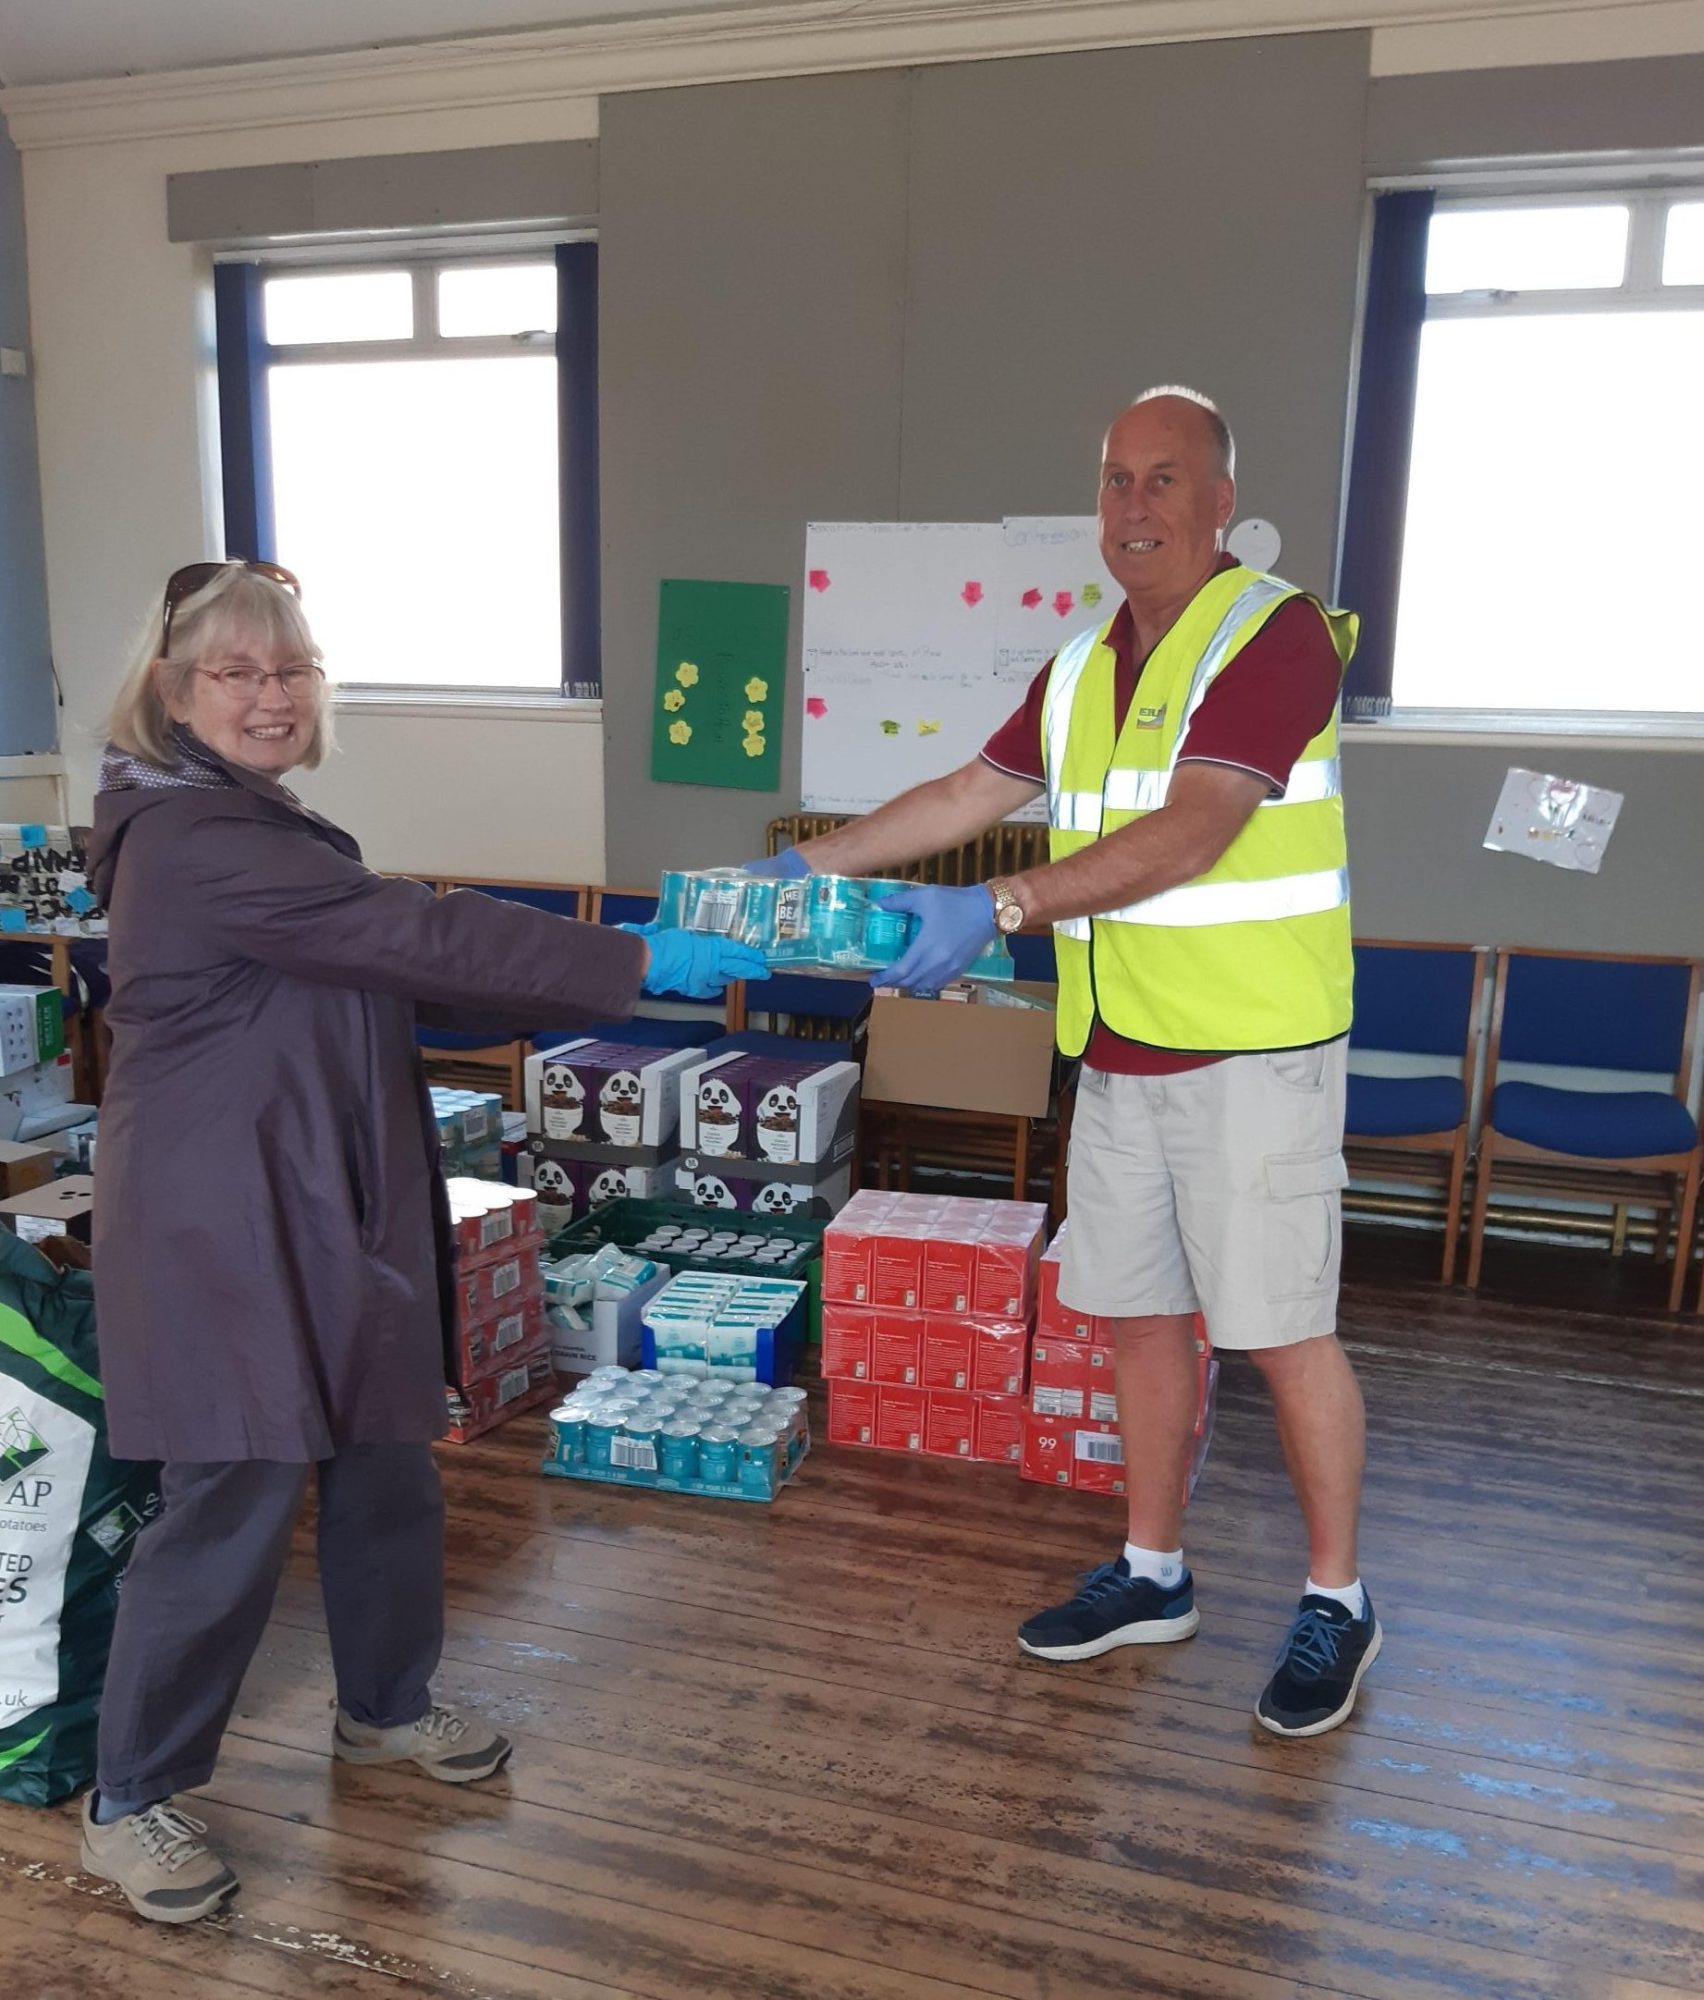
left=739, top=847, right=812, bottom=878
left=639, top=928, right=772, bottom=999
left=870, top=886, right=996, bottom=992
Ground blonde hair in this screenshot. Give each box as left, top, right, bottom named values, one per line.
left=107, top=563, right=334, bottom=770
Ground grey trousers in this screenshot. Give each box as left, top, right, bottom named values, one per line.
left=97, top=1442, right=446, bottom=1804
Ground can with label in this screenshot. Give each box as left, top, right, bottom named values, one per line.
left=612, top=1419, right=661, bottom=1479
left=550, top=1405, right=588, bottom=1466
left=696, top=1422, right=741, bottom=1485
left=659, top=1418, right=701, bottom=1483
left=736, top=1424, right=787, bottom=1498
left=584, top=1412, right=624, bottom=1472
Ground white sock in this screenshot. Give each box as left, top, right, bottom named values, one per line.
left=1307, top=1576, right=1366, bottom=1620
left=1123, top=1542, right=1184, bottom=1587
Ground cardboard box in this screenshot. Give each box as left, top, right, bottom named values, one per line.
left=974, top=1392, right=1025, bottom=1464
left=970, top=1321, right=1029, bottom=1397
left=920, top=1316, right=974, bottom=1391
left=675, top=1157, right=852, bottom=1220
left=442, top=1357, right=557, bottom=1445
left=450, top=1298, right=550, bottom=1392
left=973, top=1216, right=1045, bottom=1321
left=0, top=984, right=64, bottom=1080
left=870, top=1310, right=924, bottom=1386
left=0, top=1172, right=94, bottom=1245
left=820, top=1305, right=873, bottom=1381
left=681, top=1052, right=860, bottom=1165
left=924, top=1389, right=978, bottom=1459
left=921, top=1234, right=978, bottom=1314
left=525, top=1039, right=702, bottom=1151
left=547, top=1265, right=672, bottom=1376
left=827, top=1379, right=879, bottom=1447
left=0, top=1138, right=55, bottom=1201
left=524, top=1150, right=675, bottom=1232
left=876, top=1384, right=928, bottom=1453
left=1020, top=1410, right=1074, bottom=1487
left=872, top=1225, right=927, bottom=1308
left=863, top=986, right=1057, bottom=1118
left=455, top=1248, right=543, bottom=1325
left=1070, top=1421, right=1127, bottom=1496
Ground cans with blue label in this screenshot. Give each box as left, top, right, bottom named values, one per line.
left=550, top=1404, right=588, bottom=1466
left=659, top=1418, right=702, bottom=1483
left=697, top=1423, right=740, bottom=1485
left=584, top=1412, right=624, bottom=1472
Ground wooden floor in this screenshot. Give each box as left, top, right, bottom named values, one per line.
left=5, top=1224, right=1704, bottom=1999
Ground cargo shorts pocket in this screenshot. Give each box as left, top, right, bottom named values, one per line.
left=1264, top=1150, right=1349, bottom=1301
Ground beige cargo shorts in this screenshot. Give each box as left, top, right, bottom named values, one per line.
left=1059, top=1038, right=1349, bottom=1350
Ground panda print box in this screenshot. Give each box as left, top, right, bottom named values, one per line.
left=682, top=1054, right=860, bottom=1166
left=524, top=1039, right=703, bottom=1155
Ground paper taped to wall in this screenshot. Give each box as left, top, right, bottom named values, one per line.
left=1483, top=767, right=1623, bottom=875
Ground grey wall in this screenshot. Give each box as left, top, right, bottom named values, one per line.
left=599, top=34, right=1370, bottom=883
left=0, top=111, right=56, bottom=756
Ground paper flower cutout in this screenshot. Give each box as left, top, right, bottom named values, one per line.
left=744, top=676, right=768, bottom=702
left=663, top=688, right=685, bottom=712
left=880, top=719, right=901, bottom=737
left=1082, top=583, right=1103, bottom=607
left=742, top=734, right=766, bottom=758
left=675, top=661, right=699, bottom=687
left=669, top=720, right=692, bottom=745
left=743, top=708, right=764, bottom=732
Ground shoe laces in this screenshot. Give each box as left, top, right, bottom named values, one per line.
left=130, top=1804, right=211, bottom=1874
left=1278, top=1604, right=1348, bottom=1680
left=418, top=1705, right=467, bottom=1744
left=1072, top=1561, right=1139, bottom=1604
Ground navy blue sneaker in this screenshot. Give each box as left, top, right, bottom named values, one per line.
left=1017, top=1557, right=1199, bottom=1662
left=1255, top=1591, right=1382, bottom=1737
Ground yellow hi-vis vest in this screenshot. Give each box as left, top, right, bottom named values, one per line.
left=1043, top=564, right=1357, bottom=1057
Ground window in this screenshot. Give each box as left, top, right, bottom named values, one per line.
left=215, top=245, right=600, bottom=698
left=1347, top=189, right=1704, bottom=729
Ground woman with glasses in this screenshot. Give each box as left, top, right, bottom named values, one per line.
left=78, top=561, right=765, bottom=1922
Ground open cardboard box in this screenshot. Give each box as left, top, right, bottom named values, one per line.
left=863, top=982, right=1058, bottom=1119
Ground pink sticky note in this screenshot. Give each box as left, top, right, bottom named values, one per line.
left=961, top=580, right=984, bottom=607
left=808, top=569, right=831, bottom=592
left=1021, top=588, right=1043, bottom=609
left=1053, top=590, right=1075, bottom=617
left=805, top=696, right=828, bottom=719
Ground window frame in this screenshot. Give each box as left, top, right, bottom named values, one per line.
left=1345, top=175, right=1704, bottom=743
left=214, top=232, right=599, bottom=708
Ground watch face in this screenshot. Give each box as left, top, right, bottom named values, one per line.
left=997, top=903, right=1024, bottom=934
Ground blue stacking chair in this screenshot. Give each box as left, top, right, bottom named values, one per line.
left=1345, top=940, right=1488, bottom=1282
left=1466, top=949, right=1702, bottom=1310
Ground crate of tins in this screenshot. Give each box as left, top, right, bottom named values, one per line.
left=542, top=1368, right=810, bottom=1501
left=547, top=1196, right=821, bottom=1283
left=430, top=1085, right=505, bottom=1182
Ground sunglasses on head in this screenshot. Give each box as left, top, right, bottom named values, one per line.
left=161, top=559, right=302, bottom=654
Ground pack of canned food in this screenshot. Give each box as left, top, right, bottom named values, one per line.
left=540, top=1367, right=810, bottom=1502
left=655, top=868, right=1013, bottom=981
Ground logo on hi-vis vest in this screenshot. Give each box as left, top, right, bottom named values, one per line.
left=1134, top=704, right=1167, bottom=730
left=0, top=1409, right=50, bottom=1484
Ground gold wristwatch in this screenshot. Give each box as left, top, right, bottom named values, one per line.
left=988, top=879, right=1026, bottom=935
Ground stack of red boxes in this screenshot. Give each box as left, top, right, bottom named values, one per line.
left=1020, top=1222, right=1217, bottom=1498
left=442, top=1181, right=555, bottom=1443
left=821, top=1190, right=1048, bottom=1465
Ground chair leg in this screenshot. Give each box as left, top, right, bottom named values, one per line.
left=1012, top=1115, right=1030, bottom=1203
left=1465, top=1134, right=1496, bottom=1290
left=1440, top=1131, right=1469, bottom=1286
left=1668, top=1153, right=1701, bottom=1314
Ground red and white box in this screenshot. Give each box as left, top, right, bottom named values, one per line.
left=972, top=1206, right=1047, bottom=1320
left=450, top=1294, right=549, bottom=1391
left=821, top=1305, right=874, bottom=1381
left=922, top=1233, right=979, bottom=1314
left=1020, top=1410, right=1074, bottom=1487
left=921, top=1316, right=974, bottom=1391
left=442, top=1351, right=556, bottom=1445
left=973, top=1391, right=1025, bottom=1465
left=1069, top=1420, right=1127, bottom=1496
left=970, top=1321, right=1029, bottom=1397
left=924, top=1389, right=978, bottom=1459
left=455, top=1248, right=543, bottom=1325
left=827, top=1379, right=879, bottom=1446
left=876, top=1384, right=929, bottom=1453
left=872, top=1225, right=929, bottom=1308
left=1029, top=1336, right=1094, bottom=1418
left=1036, top=1222, right=1107, bottom=1343
left=871, top=1311, right=925, bottom=1386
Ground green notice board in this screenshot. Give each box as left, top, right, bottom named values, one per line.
left=651, top=579, right=790, bottom=791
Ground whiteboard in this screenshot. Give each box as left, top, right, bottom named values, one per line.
left=801, top=517, right=1119, bottom=819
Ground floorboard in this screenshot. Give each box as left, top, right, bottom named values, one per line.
left=2, top=1221, right=1701, bottom=1998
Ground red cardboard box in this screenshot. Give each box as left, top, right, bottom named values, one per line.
left=924, top=1389, right=978, bottom=1459
left=921, top=1316, right=974, bottom=1391
left=823, top=1228, right=875, bottom=1303
left=871, top=1311, right=924, bottom=1386
left=974, top=1391, right=1025, bottom=1465
left=970, top=1322, right=1029, bottom=1397
left=821, top=1305, right=874, bottom=1381
left=1070, top=1420, right=1126, bottom=1496
left=1029, top=1336, right=1093, bottom=1415
left=1020, top=1410, right=1074, bottom=1487
left=872, top=1228, right=927, bottom=1308
left=922, top=1235, right=978, bottom=1314
left=876, top=1384, right=929, bottom=1453
left=441, top=1351, right=556, bottom=1445
left=456, top=1250, right=543, bottom=1325
left=827, top=1379, right=879, bottom=1446
left=450, top=1296, right=549, bottom=1391
left=972, top=1210, right=1046, bottom=1320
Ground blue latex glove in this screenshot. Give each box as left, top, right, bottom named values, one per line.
left=639, top=928, right=772, bottom=999
left=871, top=886, right=997, bottom=993
left=739, top=847, right=812, bottom=878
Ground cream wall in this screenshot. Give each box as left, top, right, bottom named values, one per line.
left=16, top=95, right=605, bottom=882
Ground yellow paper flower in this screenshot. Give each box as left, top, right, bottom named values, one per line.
left=669, top=720, right=692, bottom=745
left=663, top=688, right=686, bottom=712
left=744, top=677, right=768, bottom=703
left=742, top=708, right=764, bottom=732
left=743, top=733, right=766, bottom=758
left=675, top=661, right=700, bottom=687
left=1082, top=582, right=1103, bottom=607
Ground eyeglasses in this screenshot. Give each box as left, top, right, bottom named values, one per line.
left=161, top=559, right=302, bottom=654
left=194, top=661, right=326, bottom=701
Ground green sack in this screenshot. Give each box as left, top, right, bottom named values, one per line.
left=0, top=1230, right=160, bottom=1805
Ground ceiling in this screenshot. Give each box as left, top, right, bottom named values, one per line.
left=0, top=0, right=760, bottom=88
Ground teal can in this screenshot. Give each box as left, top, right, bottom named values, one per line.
left=737, top=1425, right=786, bottom=1498
left=616, top=1421, right=661, bottom=1480
left=551, top=1405, right=589, bottom=1466
left=697, top=1423, right=740, bottom=1486
left=584, top=1413, right=623, bottom=1472
left=659, top=1419, right=701, bottom=1483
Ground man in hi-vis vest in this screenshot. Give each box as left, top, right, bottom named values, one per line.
left=753, top=388, right=1378, bottom=1737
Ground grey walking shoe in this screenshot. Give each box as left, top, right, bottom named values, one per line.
left=332, top=1702, right=512, bottom=1783
left=80, top=1794, right=240, bottom=1924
